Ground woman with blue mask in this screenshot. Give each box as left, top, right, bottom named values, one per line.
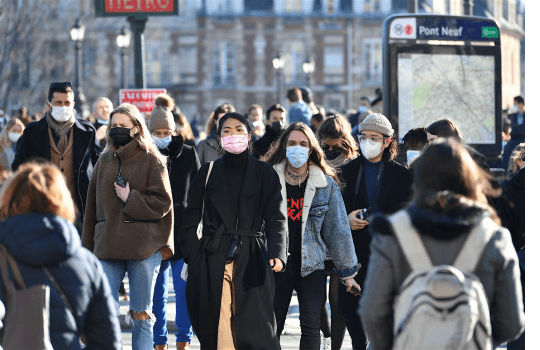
left=147, top=94, right=200, bottom=350
left=337, top=113, right=413, bottom=350
left=263, top=122, right=361, bottom=350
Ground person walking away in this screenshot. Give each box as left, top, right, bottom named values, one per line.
left=171, top=105, right=197, bottom=147
left=197, top=103, right=235, bottom=164
left=300, top=86, right=320, bottom=116
left=263, top=122, right=361, bottom=350
left=253, top=104, right=287, bottom=159
left=81, top=103, right=174, bottom=350
left=0, top=162, right=122, bottom=349
left=92, top=97, right=114, bottom=149
left=148, top=94, right=200, bottom=350
left=179, top=112, right=287, bottom=349
left=287, top=88, right=312, bottom=125
left=11, top=82, right=102, bottom=233
left=338, top=113, right=413, bottom=350
left=361, top=138, right=525, bottom=350
left=0, top=118, right=24, bottom=172
left=316, top=114, right=358, bottom=349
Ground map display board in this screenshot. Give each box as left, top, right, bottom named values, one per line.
left=397, top=53, right=495, bottom=144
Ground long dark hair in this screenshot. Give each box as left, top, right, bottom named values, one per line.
left=412, top=138, right=500, bottom=223
left=263, top=122, right=343, bottom=189
left=317, top=114, right=358, bottom=161
left=205, top=103, right=235, bottom=135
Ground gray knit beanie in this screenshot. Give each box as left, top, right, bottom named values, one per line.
left=358, top=113, right=394, bottom=136
left=148, top=106, right=175, bottom=132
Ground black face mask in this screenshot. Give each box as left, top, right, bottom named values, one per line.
left=110, top=127, right=133, bottom=147
left=324, top=148, right=343, bottom=160
left=271, top=121, right=285, bottom=134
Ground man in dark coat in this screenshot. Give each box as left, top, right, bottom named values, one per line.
left=179, top=154, right=287, bottom=349
left=338, top=154, right=413, bottom=348
left=253, top=104, right=287, bottom=159
left=11, top=82, right=102, bottom=230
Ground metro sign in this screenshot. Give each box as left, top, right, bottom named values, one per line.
left=390, top=18, right=417, bottom=39
left=95, top=0, right=178, bottom=17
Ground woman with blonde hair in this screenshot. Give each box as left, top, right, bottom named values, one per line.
left=0, top=162, right=121, bottom=349
left=0, top=118, right=24, bottom=171
left=82, top=103, right=174, bottom=350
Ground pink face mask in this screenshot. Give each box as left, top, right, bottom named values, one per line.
left=221, top=135, right=249, bottom=154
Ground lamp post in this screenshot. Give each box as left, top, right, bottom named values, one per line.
left=116, top=26, right=132, bottom=89
left=272, top=53, right=285, bottom=105
left=70, top=18, right=88, bottom=119
left=303, top=57, right=315, bottom=88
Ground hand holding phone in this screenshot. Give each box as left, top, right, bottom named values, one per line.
left=341, top=278, right=362, bottom=296
left=115, top=175, right=126, bottom=188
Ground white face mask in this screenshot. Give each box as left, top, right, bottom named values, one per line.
left=360, top=138, right=384, bottom=160
left=8, top=132, right=21, bottom=143
left=406, top=150, right=420, bottom=167
left=49, top=103, right=73, bottom=122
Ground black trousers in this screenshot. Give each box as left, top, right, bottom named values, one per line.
left=344, top=311, right=368, bottom=350
left=273, top=256, right=326, bottom=350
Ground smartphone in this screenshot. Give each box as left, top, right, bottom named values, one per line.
left=115, top=175, right=126, bottom=188
left=340, top=279, right=362, bottom=296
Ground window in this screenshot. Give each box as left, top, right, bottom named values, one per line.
left=327, top=0, right=337, bottom=14
left=213, top=42, right=236, bottom=86
left=284, top=0, right=302, bottom=13
left=363, top=0, right=381, bottom=12
left=282, top=41, right=305, bottom=85
left=324, top=46, right=344, bottom=74
left=362, top=39, right=382, bottom=85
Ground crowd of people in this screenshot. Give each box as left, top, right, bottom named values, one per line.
left=0, top=81, right=525, bottom=350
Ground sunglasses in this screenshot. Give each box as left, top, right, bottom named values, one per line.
left=49, top=82, right=72, bottom=89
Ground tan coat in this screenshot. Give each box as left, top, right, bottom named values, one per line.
left=82, top=140, right=174, bottom=260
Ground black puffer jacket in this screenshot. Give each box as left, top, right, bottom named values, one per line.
left=361, top=193, right=525, bottom=350
left=160, top=135, right=200, bottom=260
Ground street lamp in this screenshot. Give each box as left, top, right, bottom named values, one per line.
left=70, top=18, right=89, bottom=119
left=303, top=57, right=315, bottom=88
left=272, top=53, right=285, bottom=104
left=116, top=26, right=132, bottom=89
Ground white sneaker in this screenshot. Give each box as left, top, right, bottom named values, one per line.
left=321, top=337, right=331, bottom=350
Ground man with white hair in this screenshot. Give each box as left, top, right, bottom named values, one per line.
left=92, top=97, right=113, bottom=148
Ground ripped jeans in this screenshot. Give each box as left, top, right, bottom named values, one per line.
left=100, top=250, right=162, bottom=350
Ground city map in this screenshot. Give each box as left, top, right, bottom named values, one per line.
left=398, top=53, right=496, bottom=144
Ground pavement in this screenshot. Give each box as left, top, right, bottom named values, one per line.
left=117, top=275, right=353, bottom=349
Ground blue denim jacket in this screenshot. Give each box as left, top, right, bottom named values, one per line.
left=275, top=161, right=361, bottom=279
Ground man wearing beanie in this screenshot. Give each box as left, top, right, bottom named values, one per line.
left=148, top=95, right=200, bottom=350
left=337, top=113, right=413, bottom=350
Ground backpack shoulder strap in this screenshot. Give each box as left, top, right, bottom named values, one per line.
left=453, top=217, right=498, bottom=272
left=388, top=210, right=433, bottom=273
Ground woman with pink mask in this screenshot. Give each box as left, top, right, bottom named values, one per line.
left=178, top=112, right=287, bottom=349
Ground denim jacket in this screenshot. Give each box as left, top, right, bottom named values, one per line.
left=274, top=161, right=360, bottom=279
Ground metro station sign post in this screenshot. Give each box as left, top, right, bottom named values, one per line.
left=94, top=0, right=178, bottom=89
left=383, top=14, right=502, bottom=159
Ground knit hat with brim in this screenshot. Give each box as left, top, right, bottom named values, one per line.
left=358, top=113, right=394, bottom=136
left=148, top=106, right=175, bottom=132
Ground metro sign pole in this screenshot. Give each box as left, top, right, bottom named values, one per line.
left=94, top=0, right=178, bottom=89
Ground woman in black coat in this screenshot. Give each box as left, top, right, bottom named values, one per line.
left=338, top=113, right=413, bottom=350
left=179, top=112, right=287, bottom=349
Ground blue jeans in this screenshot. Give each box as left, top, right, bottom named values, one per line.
left=100, top=250, right=162, bottom=350
left=152, top=259, right=194, bottom=345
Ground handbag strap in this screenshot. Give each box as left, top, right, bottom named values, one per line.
left=42, top=266, right=79, bottom=330
left=0, top=244, right=26, bottom=293
left=197, top=161, right=214, bottom=239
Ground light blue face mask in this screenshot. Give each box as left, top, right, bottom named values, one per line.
left=153, top=135, right=173, bottom=149
left=286, top=145, right=310, bottom=168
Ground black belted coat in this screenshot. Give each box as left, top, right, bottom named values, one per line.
left=179, top=154, right=287, bottom=350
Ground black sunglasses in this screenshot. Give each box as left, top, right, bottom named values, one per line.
left=49, top=82, right=72, bottom=89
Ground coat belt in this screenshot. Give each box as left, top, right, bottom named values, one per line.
left=205, top=224, right=263, bottom=254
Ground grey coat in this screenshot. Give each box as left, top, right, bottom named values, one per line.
left=361, top=198, right=525, bottom=350
left=196, top=132, right=224, bottom=164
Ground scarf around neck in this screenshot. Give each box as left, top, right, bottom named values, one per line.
left=46, top=111, right=75, bottom=154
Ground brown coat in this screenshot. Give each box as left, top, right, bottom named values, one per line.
left=82, top=139, right=174, bottom=260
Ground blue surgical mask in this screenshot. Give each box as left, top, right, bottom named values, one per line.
left=153, top=135, right=173, bottom=149
left=286, top=145, right=310, bottom=168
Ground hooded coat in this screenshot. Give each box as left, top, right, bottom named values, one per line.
left=179, top=154, right=287, bottom=349
left=361, top=197, right=525, bottom=350
left=337, top=155, right=413, bottom=315
left=0, top=214, right=121, bottom=349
